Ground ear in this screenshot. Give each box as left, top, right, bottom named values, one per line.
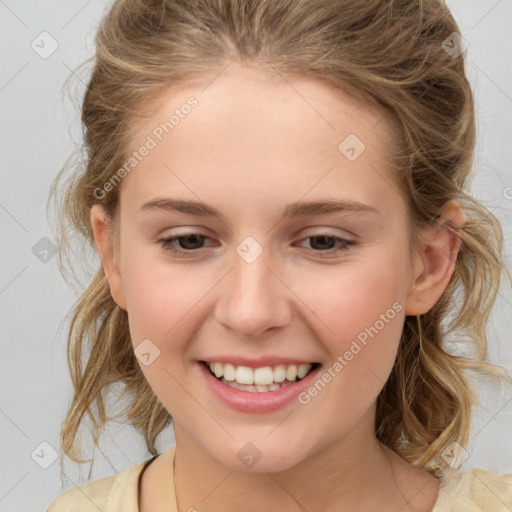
left=90, top=204, right=127, bottom=310
left=404, top=200, right=465, bottom=316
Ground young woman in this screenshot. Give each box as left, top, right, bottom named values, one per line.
left=46, top=0, right=512, bottom=510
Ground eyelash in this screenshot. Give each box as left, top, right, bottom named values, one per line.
left=157, top=233, right=356, bottom=259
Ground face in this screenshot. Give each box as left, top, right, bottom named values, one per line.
left=92, top=63, right=441, bottom=473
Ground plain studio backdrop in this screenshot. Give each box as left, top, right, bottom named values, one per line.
left=0, top=1, right=511, bottom=510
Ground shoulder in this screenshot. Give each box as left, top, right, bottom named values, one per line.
left=44, top=457, right=155, bottom=512
left=434, top=467, right=512, bottom=511
left=44, top=474, right=117, bottom=512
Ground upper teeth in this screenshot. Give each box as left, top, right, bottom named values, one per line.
left=207, top=362, right=313, bottom=385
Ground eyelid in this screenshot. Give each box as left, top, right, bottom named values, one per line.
left=157, top=227, right=354, bottom=244
left=157, top=230, right=356, bottom=259
left=298, top=225, right=356, bottom=238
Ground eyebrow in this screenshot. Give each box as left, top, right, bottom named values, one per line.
left=140, top=197, right=378, bottom=223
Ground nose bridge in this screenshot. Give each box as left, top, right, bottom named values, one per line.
left=214, top=235, right=291, bottom=338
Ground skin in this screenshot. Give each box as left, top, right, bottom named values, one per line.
left=91, top=62, right=464, bottom=511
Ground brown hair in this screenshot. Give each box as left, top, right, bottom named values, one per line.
left=51, top=0, right=511, bottom=476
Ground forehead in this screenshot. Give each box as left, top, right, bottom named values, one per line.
left=121, top=63, right=403, bottom=221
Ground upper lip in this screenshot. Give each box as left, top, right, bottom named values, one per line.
left=199, top=356, right=319, bottom=368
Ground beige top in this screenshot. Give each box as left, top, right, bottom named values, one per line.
left=45, top=445, right=512, bottom=511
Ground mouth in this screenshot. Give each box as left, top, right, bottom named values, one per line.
left=200, top=360, right=321, bottom=393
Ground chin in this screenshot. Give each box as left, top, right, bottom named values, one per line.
left=205, top=436, right=311, bottom=474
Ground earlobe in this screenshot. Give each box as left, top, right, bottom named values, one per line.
left=404, top=200, right=465, bottom=316
left=90, top=204, right=127, bottom=310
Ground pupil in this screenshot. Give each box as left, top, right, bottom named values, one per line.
left=311, top=235, right=335, bottom=250
left=180, top=234, right=204, bottom=249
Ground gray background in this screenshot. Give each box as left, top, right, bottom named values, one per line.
left=0, top=1, right=511, bottom=510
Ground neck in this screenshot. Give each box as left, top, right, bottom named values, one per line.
left=172, top=408, right=419, bottom=512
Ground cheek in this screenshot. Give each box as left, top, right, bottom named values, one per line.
left=290, top=266, right=406, bottom=443
left=119, top=230, right=204, bottom=337
left=294, top=251, right=407, bottom=347
left=121, top=259, right=213, bottom=418
left=289, top=248, right=408, bottom=403
left=123, top=265, right=211, bottom=347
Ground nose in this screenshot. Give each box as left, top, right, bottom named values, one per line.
left=214, top=243, right=292, bottom=339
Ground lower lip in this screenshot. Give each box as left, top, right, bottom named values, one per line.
left=198, top=362, right=321, bottom=413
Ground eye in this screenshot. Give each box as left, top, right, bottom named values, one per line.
left=158, top=232, right=355, bottom=259
left=158, top=233, right=214, bottom=256
left=294, top=234, right=355, bottom=258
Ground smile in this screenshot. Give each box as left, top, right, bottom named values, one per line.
left=201, top=361, right=320, bottom=393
